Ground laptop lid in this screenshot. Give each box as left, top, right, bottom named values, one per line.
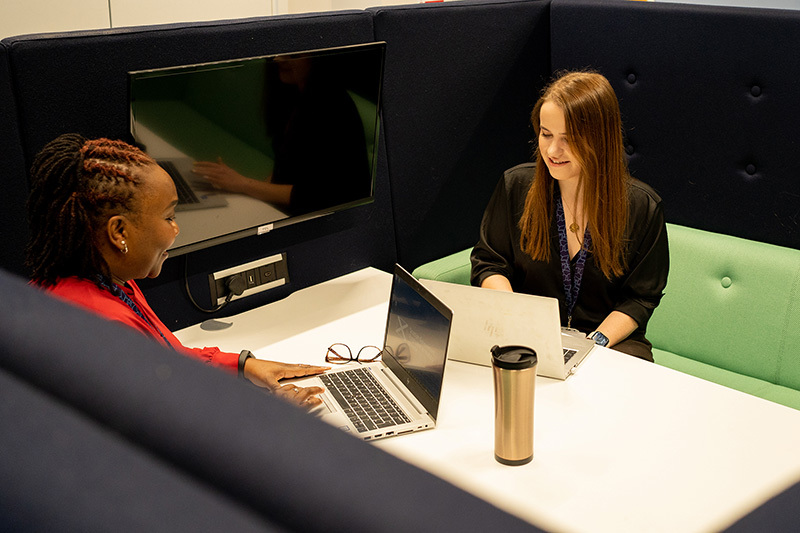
left=292, top=265, right=452, bottom=440
left=418, top=279, right=594, bottom=380
left=382, top=264, right=453, bottom=421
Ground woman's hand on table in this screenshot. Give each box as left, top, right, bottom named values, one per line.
left=243, top=359, right=329, bottom=409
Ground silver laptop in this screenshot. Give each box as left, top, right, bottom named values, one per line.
left=158, top=157, right=228, bottom=211
left=293, top=264, right=453, bottom=441
left=418, top=279, right=595, bottom=380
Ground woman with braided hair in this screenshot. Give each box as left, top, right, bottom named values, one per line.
left=27, top=133, right=327, bottom=408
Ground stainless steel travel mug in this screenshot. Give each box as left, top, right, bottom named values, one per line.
left=491, top=344, right=537, bottom=466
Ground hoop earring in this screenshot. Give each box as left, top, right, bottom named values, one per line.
left=120, top=240, right=128, bottom=254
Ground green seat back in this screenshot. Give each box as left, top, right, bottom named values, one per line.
left=412, top=248, right=472, bottom=285
left=648, top=224, right=800, bottom=388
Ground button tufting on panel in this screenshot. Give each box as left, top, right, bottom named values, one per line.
left=750, top=85, right=762, bottom=97
left=625, top=144, right=635, bottom=156
left=627, top=73, right=637, bottom=85
left=745, top=164, right=756, bottom=175
left=721, top=276, right=732, bottom=289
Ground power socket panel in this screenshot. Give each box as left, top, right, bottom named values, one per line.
left=208, top=253, right=288, bottom=306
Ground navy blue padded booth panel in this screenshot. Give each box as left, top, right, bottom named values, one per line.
left=0, top=43, right=29, bottom=277
left=5, top=13, right=375, bottom=163
left=371, top=0, right=552, bottom=270
left=550, top=0, right=800, bottom=250
left=724, top=478, right=800, bottom=531
left=0, top=268, right=542, bottom=532
left=0, top=370, right=277, bottom=533
left=2, top=12, right=397, bottom=330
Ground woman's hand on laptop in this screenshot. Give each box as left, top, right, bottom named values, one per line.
left=243, top=358, right=329, bottom=409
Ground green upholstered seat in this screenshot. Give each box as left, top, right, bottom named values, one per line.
left=412, top=224, right=800, bottom=410
left=412, top=248, right=472, bottom=285
left=648, top=224, right=800, bottom=409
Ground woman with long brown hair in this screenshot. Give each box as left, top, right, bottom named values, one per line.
left=471, top=71, right=668, bottom=361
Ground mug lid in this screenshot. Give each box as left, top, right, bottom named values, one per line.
left=491, top=345, right=537, bottom=370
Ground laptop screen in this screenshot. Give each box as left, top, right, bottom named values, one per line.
left=382, top=266, right=453, bottom=419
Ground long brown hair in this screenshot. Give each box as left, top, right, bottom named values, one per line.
left=519, top=71, right=630, bottom=279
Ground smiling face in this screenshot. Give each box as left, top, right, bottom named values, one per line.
left=117, top=164, right=180, bottom=281
left=538, top=100, right=582, bottom=185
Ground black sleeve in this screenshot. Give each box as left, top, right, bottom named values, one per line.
left=614, top=183, right=670, bottom=329
left=470, top=164, right=534, bottom=287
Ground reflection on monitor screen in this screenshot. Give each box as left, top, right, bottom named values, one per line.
left=128, top=42, right=386, bottom=256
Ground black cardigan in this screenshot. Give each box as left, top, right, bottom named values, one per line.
left=471, top=162, right=669, bottom=342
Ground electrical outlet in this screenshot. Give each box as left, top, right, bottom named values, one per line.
left=208, top=253, right=288, bottom=305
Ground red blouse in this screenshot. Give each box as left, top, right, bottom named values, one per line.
left=45, top=276, right=238, bottom=373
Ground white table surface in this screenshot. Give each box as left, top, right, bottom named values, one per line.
left=175, top=267, right=800, bottom=533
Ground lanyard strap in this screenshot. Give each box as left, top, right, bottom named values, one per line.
left=97, top=276, right=173, bottom=348
left=555, top=192, right=592, bottom=329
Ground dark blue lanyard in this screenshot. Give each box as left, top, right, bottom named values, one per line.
left=97, top=276, right=173, bottom=348
left=555, top=192, right=592, bottom=329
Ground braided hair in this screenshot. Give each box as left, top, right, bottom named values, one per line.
left=26, top=133, right=157, bottom=287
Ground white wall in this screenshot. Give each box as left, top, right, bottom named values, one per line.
left=0, top=0, right=411, bottom=40
left=0, top=0, right=276, bottom=39
left=0, top=0, right=111, bottom=39
left=658, top=0, right=800, bottom=7
left=110, top=0, right=271, bottom=28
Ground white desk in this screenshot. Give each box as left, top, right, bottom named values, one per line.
left=175, top=267, right=800, bottom=533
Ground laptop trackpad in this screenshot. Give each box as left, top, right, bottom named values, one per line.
left=282, top=375, right=334, bottom=417
left=309, top=395, right=334, bottom=417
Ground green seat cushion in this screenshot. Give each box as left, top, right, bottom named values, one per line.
left=655, top=348, right=800, bottom=411
left=412, top=248, right=472, bottom=285
left=411, top=226, right=800, bottom=410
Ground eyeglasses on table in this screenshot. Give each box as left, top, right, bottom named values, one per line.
left=325, top=343, right=383, bottom=364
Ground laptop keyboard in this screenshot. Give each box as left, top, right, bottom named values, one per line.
left=159, top=160, right=199, bottom=205
left=319, top=367, right=411, bottom=433
left=563, top=348, right=577, bottom=365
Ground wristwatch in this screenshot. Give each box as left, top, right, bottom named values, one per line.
left=238, top=349, right=255, bottom=379
left=588, top=330, right=610, bottom=347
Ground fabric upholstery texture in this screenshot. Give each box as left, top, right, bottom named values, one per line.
left=0, top=268, right=539, bottom=532
left=647, top=224, right=800, bottom=385
left=0, top=368, right=276, bottom=533
left=411, top=224, right=800, bottom=410
left=550, top=0, right=800, bottom=251
left=412, top=248, right=472, bottom=285
left=1, top=12, right=397, bottom=330
left=371, top=0, right=552, bottom=270
left=0, top=42, right=29, bottom=276
left=3, top=0, right=800, bottom=525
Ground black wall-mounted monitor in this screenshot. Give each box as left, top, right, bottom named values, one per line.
left=129, top=42, right=385, bottom=256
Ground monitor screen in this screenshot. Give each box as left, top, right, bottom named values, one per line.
left=128, top=42, right=385, bottom=256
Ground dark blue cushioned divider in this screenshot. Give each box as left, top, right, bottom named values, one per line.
left=724, top=478, right=800, bottom=531
left=0, top=268, right=541, bottom=532
left=550, top=0, right=800, bottom=250
left=0, top=369, right=277, bottom=532
left=371, top=0, right=552, bottom=270
left=5, top=13, right=373, bottom=163
left=0, top=43, right=29, bottom=277
left=3, top=12, right=397, bottom=330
